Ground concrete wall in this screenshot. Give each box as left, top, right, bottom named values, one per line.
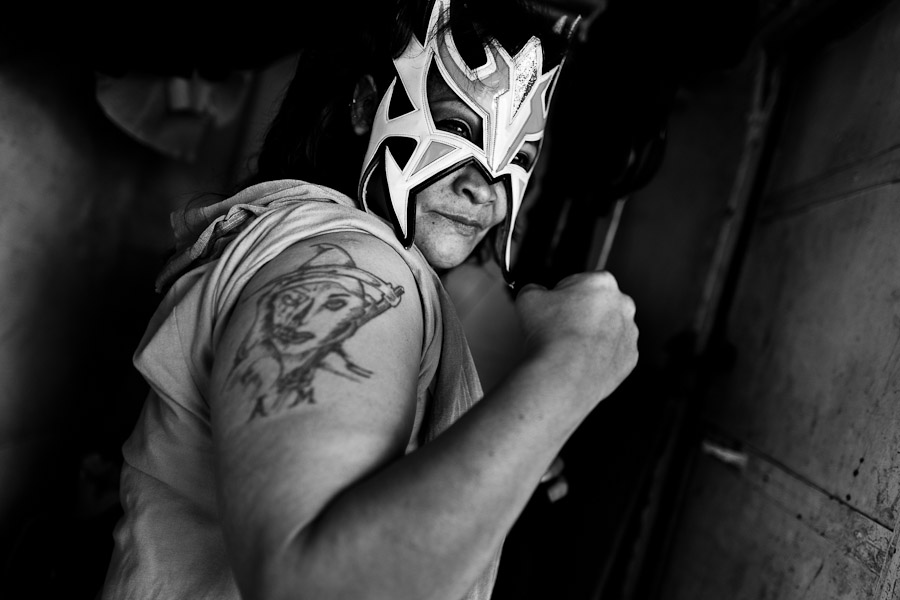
left=660, top=1, right=900, bottom=597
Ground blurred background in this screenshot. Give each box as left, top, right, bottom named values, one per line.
left=2, top=0, right=900, bottom=597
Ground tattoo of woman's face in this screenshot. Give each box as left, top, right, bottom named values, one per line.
left=268, top=281, right=365, bottom=356
left=228, top=243, right=405, bottom=420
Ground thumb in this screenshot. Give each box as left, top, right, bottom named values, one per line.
left=514, top=281, right=547, bottom=299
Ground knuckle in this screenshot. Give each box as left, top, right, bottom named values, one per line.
left=597, top=270, right=619, bottom=287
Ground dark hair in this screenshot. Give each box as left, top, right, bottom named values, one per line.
left=241, top=1, right=417, bottom=195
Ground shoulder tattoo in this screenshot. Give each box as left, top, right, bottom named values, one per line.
left=227, top=243, right=405, bottom=421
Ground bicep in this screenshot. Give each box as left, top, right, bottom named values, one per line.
left=209, top=233, right=423, bottom=571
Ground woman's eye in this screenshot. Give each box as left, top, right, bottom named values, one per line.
left=323, top=298, right=348, bottom=311
left=436, top=119, right=473, bottom=141
left=512, top=151, right=533, bottom=169
left=278, top=293, right=300, bottom=306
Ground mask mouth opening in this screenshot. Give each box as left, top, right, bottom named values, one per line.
left=365, top=151, right=516, bottom=273
left=411, top=158, right=516, bottom=281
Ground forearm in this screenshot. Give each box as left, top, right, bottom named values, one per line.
left=213, top=246, right=637, bottom=600
left=257, top=347, right=594, bottom=600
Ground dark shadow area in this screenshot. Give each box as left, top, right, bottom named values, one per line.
left=492, top=361, right=672, bottom=600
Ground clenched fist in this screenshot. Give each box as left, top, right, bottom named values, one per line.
left=515, top=271, right=639, bottom=408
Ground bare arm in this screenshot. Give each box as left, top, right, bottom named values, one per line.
left=210, top=231, right=638, bottom=600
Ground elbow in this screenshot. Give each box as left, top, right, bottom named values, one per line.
left=233, top=530, right=348, bottom=600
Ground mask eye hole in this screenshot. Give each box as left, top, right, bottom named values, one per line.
left=511, top=151, right=530, bottom=169
left=511, top=143, right=538, bottom=172
left=435, top=118, right=473, bottom=141
left=426, top=58, right=484, bottom=150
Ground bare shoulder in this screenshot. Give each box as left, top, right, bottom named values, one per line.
left=211, top=230, right=424, bottom=431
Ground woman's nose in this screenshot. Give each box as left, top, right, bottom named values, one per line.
left=453, top=162, right=501, bottom=205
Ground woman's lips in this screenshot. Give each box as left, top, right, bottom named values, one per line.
left=434, top=212, right=486, bottom=235
left=274, top=327, right=315, bottom=344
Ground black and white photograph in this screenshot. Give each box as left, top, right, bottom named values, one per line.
left=1, top=0, right=898, bottom=598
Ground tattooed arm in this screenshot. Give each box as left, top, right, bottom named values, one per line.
left=211, top=231, right=638, bottom=600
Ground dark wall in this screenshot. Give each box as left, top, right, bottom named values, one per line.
left=0, top=48, right=297, bottom=598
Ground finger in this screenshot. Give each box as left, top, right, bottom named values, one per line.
left=622, top=294, right=637, bottom=319
left=540, top=456, right=565, bottom=483
left=546, top=477, right=569, bottom=503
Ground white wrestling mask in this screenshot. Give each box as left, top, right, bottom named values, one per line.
left=358, top=0, right=572, bottom=282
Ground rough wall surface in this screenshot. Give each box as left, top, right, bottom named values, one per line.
left=661, top=1, right=900, bottom=597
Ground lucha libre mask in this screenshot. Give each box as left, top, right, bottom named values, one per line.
left=358, top=0, right=571, bottom=283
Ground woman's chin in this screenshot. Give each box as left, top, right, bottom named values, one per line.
left=415, top=239, right=474, bottom=271
left=422, top=251, right=467, bottom=271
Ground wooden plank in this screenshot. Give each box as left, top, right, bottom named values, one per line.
left=761, top=144, right=900, bottom=223
left=661, top=451, right=889, bottom=600
left=764, top=0, right=900, bottom=207
left=693, top=53, right=781, bottom=352
left=704, top=184, right=900, bottom=528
